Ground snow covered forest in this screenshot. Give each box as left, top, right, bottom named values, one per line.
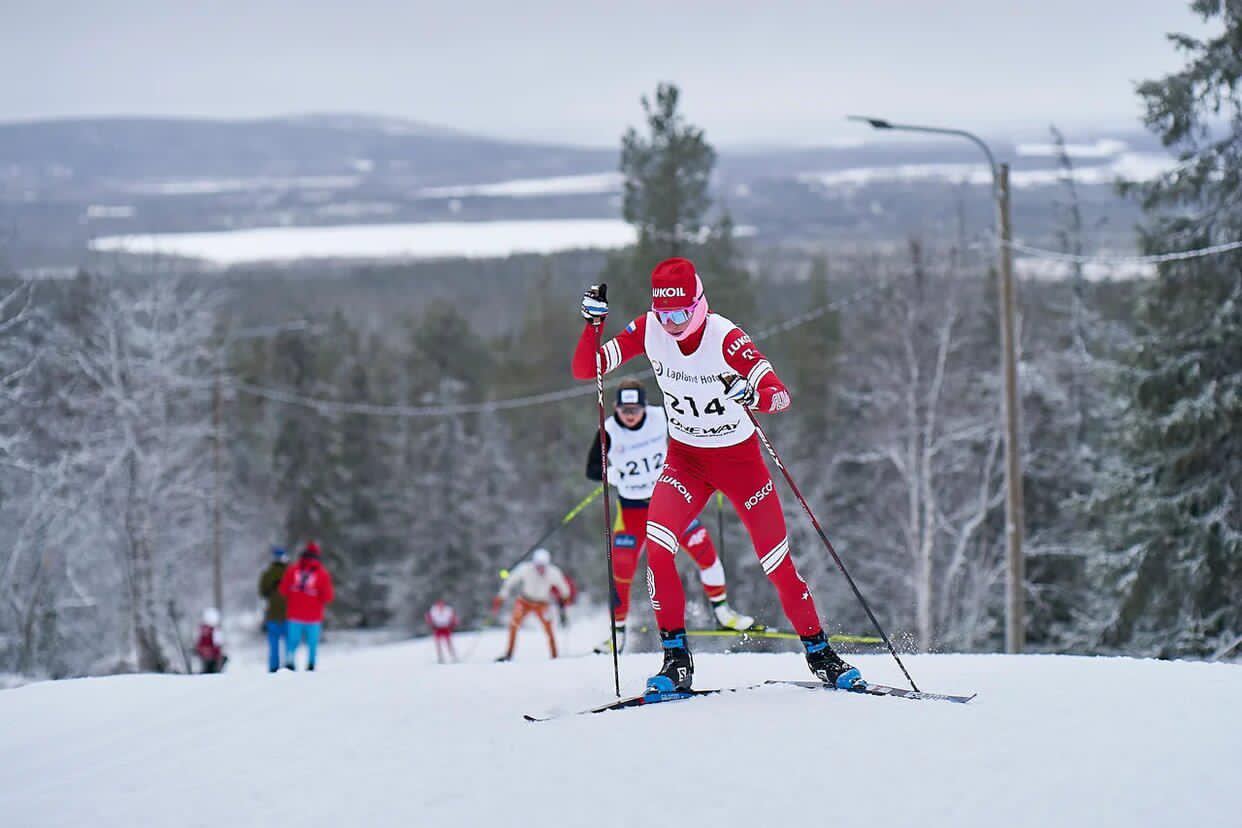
left=2, top=6, right=1239, bottom=681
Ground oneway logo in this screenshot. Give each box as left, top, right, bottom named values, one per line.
left=653, top=287, right=687, bottom=298
left=744, top=480, right=774, bottom=510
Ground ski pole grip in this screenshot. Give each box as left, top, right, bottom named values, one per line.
left=590, top=282, right=608, bottom=328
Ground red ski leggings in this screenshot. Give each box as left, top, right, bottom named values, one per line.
left=432, top=629, right=456, bottom=662
left=612, top=505, right=726, bottom=623
left=645, top=435, right=822, bottom=636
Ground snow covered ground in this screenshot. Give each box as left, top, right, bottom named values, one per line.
left=416, top=172, right=623, bottom=199
left=89, top=218, right=636, bottom=265
left=1, top=617, right=1238, bottom=828
left=797, top=152, right=1174, bottom=190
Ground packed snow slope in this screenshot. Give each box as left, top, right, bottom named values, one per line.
left=1, top=620, right=1238, bottom=828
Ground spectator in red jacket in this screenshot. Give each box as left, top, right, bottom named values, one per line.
left=279, top=541, right=335, bottom=671
left=195, top=607, right=228, bottom=673
left=425, top=600, right=458, bottom=663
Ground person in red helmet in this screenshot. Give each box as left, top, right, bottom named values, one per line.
left=572, top=257, right=863, bottom=693
left=279, top=541, right=335, bottom=671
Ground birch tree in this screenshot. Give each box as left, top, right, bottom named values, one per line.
left=58, top=275, right=219, bottom=672
left=836, top=246, right=1006, bottom=650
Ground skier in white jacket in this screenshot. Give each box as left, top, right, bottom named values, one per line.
left=492, top=548, right=572, bottom=661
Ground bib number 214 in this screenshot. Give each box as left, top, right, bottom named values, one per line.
left=666, top=394, right=726, bottom=418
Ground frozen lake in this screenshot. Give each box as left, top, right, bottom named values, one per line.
left=90, top=218, right=636, bottom=265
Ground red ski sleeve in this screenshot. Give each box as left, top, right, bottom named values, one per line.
left=722, top=327, right=792, bottom=414
left=571, top=316, right=647, bottom=380
left=278, top=565, right=294, bottom=597
left=320, top=569, right=335, bottom=606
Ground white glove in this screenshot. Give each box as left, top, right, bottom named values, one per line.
left=721, top=374, right=757, bottom=408
left=581, top=284, right=608, bottom=321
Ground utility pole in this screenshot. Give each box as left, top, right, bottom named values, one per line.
left=212, top=349, right=224, bottom=616
left=996, top=163, right=1026, bottom=653
left=848, top=116, right=1027, bottom=652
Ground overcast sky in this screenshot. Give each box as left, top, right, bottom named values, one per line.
left=2, top=1, right=1212, bottom=146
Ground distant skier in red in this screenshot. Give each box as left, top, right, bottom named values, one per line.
left=426, top=599, right=458, bottom=663
left=572, top=257, right=863, bottom=693
left=195, top=607, right=227, bottom=673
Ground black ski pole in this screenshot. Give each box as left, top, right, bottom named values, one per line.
left=498, top=485, right=603, bottom=580
left=592, top=285, right=622, bottom=697
left=724, top=375, right=920, bottom=692
left=716, top=491, right=726, bottom=565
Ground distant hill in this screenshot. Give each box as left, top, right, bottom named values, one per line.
left=0, top=114, right=1165, bottom=270
left=0, top=114, right=613, bottom=184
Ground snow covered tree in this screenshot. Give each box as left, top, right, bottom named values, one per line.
left=787, top=257, right=843, bottom=439
left=270, top=319, right=345, bottom=553
left=1087, top=0, right=1242, bottom=656
left=832, top=247, right=1006, bottom=650
left=622, top=83, right=716, bottom=262
left=615, top=83, right=753, bottom=320
left=55, top=275, right=218, bottom=672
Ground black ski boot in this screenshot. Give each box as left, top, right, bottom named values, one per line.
left=801, top=632, right=864, bottom=689
left=645, top=629, right=694, bottom=695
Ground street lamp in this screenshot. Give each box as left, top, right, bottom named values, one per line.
left=848, top=115, right=1026, bottom=654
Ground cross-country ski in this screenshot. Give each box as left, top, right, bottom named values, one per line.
left=525, top=676, right=974, bottom=721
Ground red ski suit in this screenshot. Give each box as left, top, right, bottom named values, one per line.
left=426, top=602, right=458, bottom=662
left=572, top=314, right=822, bottom=636
left=587, top=425, right=728, bottom=623
left=279, top=557, right=335, bottom=623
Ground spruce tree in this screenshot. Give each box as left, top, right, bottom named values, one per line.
left=616, top=83, right=753, bottom=317
left=1090, top=0, right=1242, bottom=656
left=621, top=83, right=715, bottom=263
left=787, top=257, right=843, bottom=438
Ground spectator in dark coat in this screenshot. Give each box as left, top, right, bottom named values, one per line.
left=258, top=547, right=289, bottom=673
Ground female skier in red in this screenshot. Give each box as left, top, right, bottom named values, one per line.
left=571, top=257, right=862, bottom=693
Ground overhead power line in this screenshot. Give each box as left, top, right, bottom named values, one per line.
left=1006, top=238, right=1242, bottom=265
left=228, top=285, right=881, bottom=418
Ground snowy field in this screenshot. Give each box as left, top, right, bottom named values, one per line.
left=1, top=618, right=1238, bottom=828
left=89, top=218, right=636, bottom=265
left=416, top=172, right=623, bottom=199
left=797, top=149, right=1174, bottom=191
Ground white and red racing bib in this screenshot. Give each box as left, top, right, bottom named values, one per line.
left=643, top=312, right=756, bottom=448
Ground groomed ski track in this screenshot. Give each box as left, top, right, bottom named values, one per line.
left=1, top=618, right=1238, bottom=828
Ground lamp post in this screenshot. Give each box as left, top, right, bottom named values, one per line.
left=848, top=116, right=1026, bottom=653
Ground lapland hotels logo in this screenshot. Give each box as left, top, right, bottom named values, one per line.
left=650, top=360, right=714, bottom=385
